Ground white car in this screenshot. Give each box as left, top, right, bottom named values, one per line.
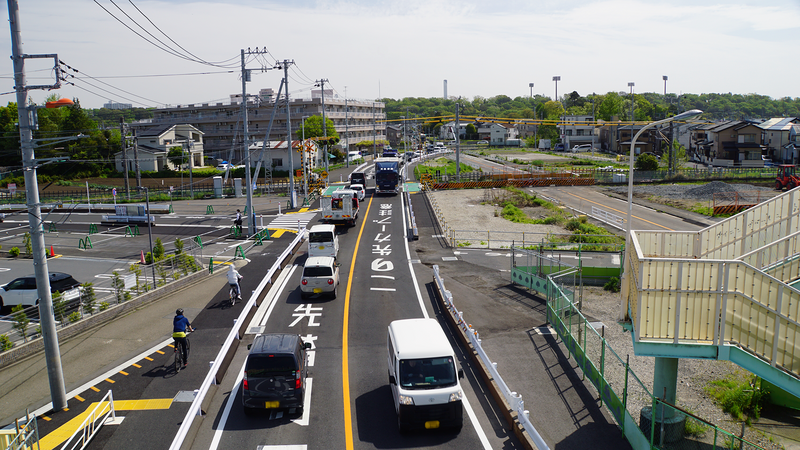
left=0, top=272, right=82, bottom=309
left=300, top=256, right=340, bottom=299
left=347, top=184, right=366, bottom=201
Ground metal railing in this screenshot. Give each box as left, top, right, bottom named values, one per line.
left=433, top=265, right=550, bottom=450
left=2, top=410, right=39, bottom=450
left=168, top=229, right=306, bottom=450
left=58, top=390, right=116, bottom=450
left=508, top=244, right=767, bottom=450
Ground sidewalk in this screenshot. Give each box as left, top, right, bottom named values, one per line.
left=0, top=270, right=227, bottom=427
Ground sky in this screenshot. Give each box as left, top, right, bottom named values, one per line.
left=1, top=0, right=799, bottom=110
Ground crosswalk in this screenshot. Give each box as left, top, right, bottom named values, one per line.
left=266, top=210, right=318, bottom=236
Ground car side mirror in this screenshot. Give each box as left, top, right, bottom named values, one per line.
left=458, top=369, right=464, bottom=379
left=389, top=375, right=396, bottom=385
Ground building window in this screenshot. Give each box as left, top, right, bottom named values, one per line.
left=576, top=129, right=584, bottom=136
left=739, top=134, right=756, bottom=143
left=272, top=158, right=283, bottom=167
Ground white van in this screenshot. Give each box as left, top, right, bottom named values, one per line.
left=387, top=318, right=464, bottom=432
left=307, top=224, right=339, bottom=259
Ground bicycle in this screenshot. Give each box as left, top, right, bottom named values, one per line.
left=173, top=330, right=192, bottom=373
left=228, top=277, right=242, bottom=306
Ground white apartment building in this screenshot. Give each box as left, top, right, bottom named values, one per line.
left=132, top=88, right=386, bottom=164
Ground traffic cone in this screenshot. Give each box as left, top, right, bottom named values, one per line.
left=49, top=245, right=55, bottom=257
left=140, top=250, right=146, bottom=264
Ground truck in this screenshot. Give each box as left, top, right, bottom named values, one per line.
left=374, top=157, right=401, bottom=195
left=320, top=185, right=360, bottom=226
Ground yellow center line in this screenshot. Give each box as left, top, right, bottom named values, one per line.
left=343, top=194, right=374, bottom=450
left=558, top=188, right=674, bottom=231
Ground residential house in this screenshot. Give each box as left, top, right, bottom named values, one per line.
left=475, top=122, right=518, bottom=145
left=115, top=123, right=204, bottom=172
left=758, top=117, right=800, bottom=163
left=562, top=115, right=597, bottom=149
left=386, top=124, right=403, bottom=147
left=249, top=139, right=319, bottom=173
left=693, top=121, right=764, bottom=167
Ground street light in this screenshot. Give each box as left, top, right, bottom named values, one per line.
left=552, top=76, right=560, bottom=101
left=628, top=82, right=635, bottom=122
left=622, top=109, right=702, bottom=318
left=529, top=82, right=534, bottom=98
left=663, top=75, right=668, bottom=97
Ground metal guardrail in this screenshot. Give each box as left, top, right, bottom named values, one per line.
left=1, top=410, right=39, bottom=450
left=59, top=390, right=116, bottom=450
left=405, top=189, right=418, bottom=240
left=433, top=265, right=550, bottom=450
left=168, top=229, right=306, bottom=450
left=590, top=206, right=625, bottom=230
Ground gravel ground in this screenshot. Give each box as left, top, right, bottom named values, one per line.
left=605, top=180, right=778, bottom=200
left=429, top=184, right=788, bottom=450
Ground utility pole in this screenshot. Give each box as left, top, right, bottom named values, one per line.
left=120, top=118, right=130, bottom=199
left=344, top=86, right=349, bottom=168
left=372, top=102, right=376, bottom=158
left=278, top=60, right=296, bottom=208
left=133, top=129, right=141, bottom=190
left=455, top=102, right=461, bottom=179
left=316, top=79, right=329, bottom=179
left=7, top=0, right=67, bottom=410
left=240, top=49, right=254, bottom=235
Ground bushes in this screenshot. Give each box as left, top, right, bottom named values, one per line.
left=704, top=373, right=769, bottom=423
left=9, top=247, right=20, bottom=257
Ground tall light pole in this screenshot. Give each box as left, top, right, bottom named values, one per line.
left=315, top=78, right=329, bottom=179
left=552, top=76, right=560, bottom=102
left=628, top=82, right=635, bottom=122
left=663, top=75, right=668, bottom=97
left=529, top=82, right=534, bottom=99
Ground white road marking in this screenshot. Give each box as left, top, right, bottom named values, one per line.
left=369, top=287, right=396, bottom=291
left=370, top=275, right=395, bottom=279
left=402, top=193, right=492, bottom=450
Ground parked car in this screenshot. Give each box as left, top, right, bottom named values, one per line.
left=477, top=140, right=488, bottom=145
left=242, top=333, right=311, bottom=415
left=0, top=272, right=81, bottom=309
left=571, top=144, right=593, bottom=153
left=300, top=256, right=340, bottom=299
left=554, top=143, right=566, bottom=151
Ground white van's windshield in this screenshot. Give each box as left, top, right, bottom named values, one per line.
left=399, top=357, right=457, bottom=389
left=309, top=231, right=333, bottom=243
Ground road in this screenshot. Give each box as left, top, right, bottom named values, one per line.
left=1, top=157, right=635, bottom=450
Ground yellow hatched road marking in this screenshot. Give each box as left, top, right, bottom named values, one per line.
left=38, top=398, right=173, bottom=450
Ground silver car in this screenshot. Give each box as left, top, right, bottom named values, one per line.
left=300, top=256, right=340, bottom=299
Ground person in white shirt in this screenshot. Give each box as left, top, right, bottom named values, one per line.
left=227, top=265, right=243, bottom=300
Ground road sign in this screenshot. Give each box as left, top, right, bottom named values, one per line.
left=112, top=188, right=117, bottom=197
left=8, top=183, right=16, bottom=196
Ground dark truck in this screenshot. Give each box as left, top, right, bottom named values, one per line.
left=374, top=157, right=400, bottom=195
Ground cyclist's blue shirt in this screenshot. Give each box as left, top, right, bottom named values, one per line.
left=173, top=315, right=190, bottom=337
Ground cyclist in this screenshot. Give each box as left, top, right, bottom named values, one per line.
left=173, top=308, right=194, bottom=367
left=227, top=264, right=243, bottom=301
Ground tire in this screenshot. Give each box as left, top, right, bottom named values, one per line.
left=174, top=348, right=182, bottom=373
left=397, top=416, right=409, bottom=434
left=243, top=406, right=255, bottom=416
left=300, top=291, right=309, bottom=300
left=330, top=285, right=338, bottom=300
left=777, top=181, right=783, bottom=190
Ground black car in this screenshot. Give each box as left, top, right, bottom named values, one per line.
left=242, top=334, right=311, bottom=414
left=349, top=171, right=366, bottom=187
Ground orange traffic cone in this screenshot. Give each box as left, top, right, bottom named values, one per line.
left=140, top=250, right=146, bottom=264
left=49, top=245, right=55, bottom=257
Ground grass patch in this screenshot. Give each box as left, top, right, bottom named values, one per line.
left=415, top=159, right=474, bottom=178
left=704, top=372, right=769, bottom=423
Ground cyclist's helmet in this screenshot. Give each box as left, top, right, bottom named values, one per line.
left=176, top=308, right=184, bottom=315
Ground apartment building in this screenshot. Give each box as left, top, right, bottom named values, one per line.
left=132, top=88, right=386, bottom=164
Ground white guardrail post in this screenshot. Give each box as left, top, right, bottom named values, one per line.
left=168, top=230, right=306, bottom=450
left=433, top=265, right=550, bottom=450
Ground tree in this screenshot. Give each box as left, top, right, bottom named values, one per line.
left=598, top=93, right=624, bottom=121
left=81, top=282, right=96, bottom=315
left=11, top=305, right=29, bottom=342
left=168, top=147, right=187, bottom=168
left=635, top=153, right=659, bottom=171
left=296, top=115, right=339, bottom=146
